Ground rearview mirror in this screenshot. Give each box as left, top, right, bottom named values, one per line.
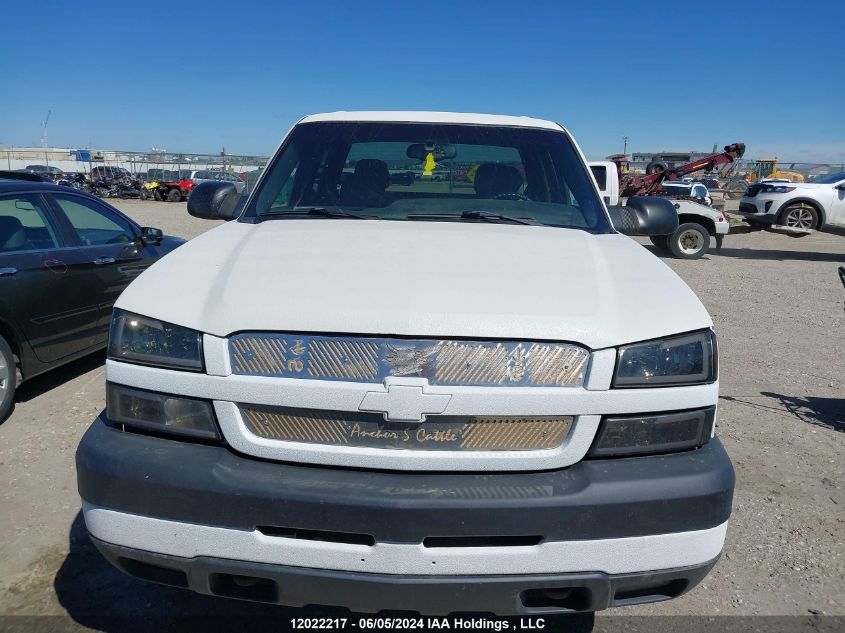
left=187, top=181, right=241, bottom=220
left=608, top=196, right=678, bottom=236
left=406, top=142, right=457, bottom=161
left=140, top=226, right=163, bottom=246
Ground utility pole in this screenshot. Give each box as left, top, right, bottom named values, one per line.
left=41, top=110, right=51, bottom=148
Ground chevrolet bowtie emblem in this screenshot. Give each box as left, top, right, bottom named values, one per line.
left=359, top=383, right=451, bottom=422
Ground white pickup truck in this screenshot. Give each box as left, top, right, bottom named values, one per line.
left=77, top=112, right=734, bottom=618
left=590, top=160, right=730, bottom=259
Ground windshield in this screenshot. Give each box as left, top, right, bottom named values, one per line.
left=662, top=184, right=691, bottom=194
left=812, top=172, right=845, bottom=184
left=245, top=121, right=612, bottom=232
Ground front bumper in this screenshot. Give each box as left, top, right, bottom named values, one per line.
left=91, top=536, right=719, bottom=614
left=738, top=196, right=784, bottom=222
left=77, top=417, right=734, bottom=613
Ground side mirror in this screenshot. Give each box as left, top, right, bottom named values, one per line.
left=140, top=226, right=163, bottom=246
left=608, top=196, right=678, bottom=236
left=835, top=183, right=845, bottom=190
left=187, top=181, right=240, bottom=220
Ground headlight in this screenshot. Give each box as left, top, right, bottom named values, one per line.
left=613, top=330, right=717, bottom=388
left=589, top=407, right=714, bottom=457
left=108, top=309, right=203, bottom=371
left=107, top=383, right=220, bottom=440
left=761, top=184, right=795, bottom=193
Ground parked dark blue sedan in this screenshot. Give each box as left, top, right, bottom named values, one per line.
left=0, top=173, right=184, bottom=420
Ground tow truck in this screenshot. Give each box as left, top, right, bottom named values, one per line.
left=590, top=144, right=745, bottom=259
left=617, top=143, right=746, bottom=199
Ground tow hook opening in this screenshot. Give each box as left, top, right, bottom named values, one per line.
left=209, top=573, right=278, bottom=603
left=613, top=578, right=689, bottom=605
left=116, top=557, right=188, bottom=588
left=520, top=587, right=593, bottom=611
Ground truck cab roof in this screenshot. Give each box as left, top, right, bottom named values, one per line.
left=299, top=111, right=563, bottom=131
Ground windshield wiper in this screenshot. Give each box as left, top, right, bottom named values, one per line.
left=259, top=207, right=377, bottom=220
left=407, top=211, right=537, bottom=226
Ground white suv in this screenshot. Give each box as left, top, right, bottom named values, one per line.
left=739, top=172, right=845, bottom=230
left=77, top=112, right=734, bottom=617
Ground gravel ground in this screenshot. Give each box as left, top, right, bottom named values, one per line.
left=0, top=200, right=843, bottom=627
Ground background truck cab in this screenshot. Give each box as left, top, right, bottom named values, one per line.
left=589, top=159, right=729, bottom=259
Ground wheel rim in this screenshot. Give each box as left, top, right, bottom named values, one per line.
left=678, top=229, right=704, bottom=255
left=0, top=354, right=9, bottom=398
left=784, top=206, right=814, bottom=229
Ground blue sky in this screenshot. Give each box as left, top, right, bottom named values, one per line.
left=1, top=0, right=843, bottom=162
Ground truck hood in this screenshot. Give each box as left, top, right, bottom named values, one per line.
left=792, top=182, right=833, bottom=190
left=116, top=219, right=712, bottom=350
left=761, top=181, right=827, bottom=191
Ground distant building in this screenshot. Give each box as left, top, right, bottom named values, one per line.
left=0, top=146, right=267, bottom=174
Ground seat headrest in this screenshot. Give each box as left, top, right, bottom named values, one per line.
left=0, top=215, right=26, bottom=251
left=474, top=163, right=523, bottom=198
left=353, top=159, right=390, bottom=192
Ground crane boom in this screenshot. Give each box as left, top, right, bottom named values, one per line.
left=619, top=143, right=746, bottom=197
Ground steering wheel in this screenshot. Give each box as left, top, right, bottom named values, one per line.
left=492, top=192, right=530, bottom=201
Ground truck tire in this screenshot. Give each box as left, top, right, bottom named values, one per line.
left=154, top=188, right=163, bottom=201
left=0, top=335, right=16, bottom=422
left=669, top=222, right=710, bottom=259
left=139, top=188, right=149, bottom=200
left=649, top=235, right=669, bottom=250
left=779, top=202, right=819, bottom=230
left=167, top=188, right=182, bottom=202
left=646, top=160, right=668, bottom=175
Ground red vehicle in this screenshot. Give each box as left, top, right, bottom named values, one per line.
left=158, top=177, right=196, bottom=202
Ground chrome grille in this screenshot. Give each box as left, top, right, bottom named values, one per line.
left=434, top=341, right=509, bottom=384
left=525, top=343, right=588, bottom=385
left=307, top=339, right=379, bottom=380
left=460, top=417, right=571, bottom=450
left=230, top=336, right=289, bottom=374
left=241, top=405, right=572, bottom=451
left=229, top=333, right=588, bottom=387
left=241, top=407, right=349, bottom=445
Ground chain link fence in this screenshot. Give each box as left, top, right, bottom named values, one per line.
left=1, top=148, right=270, bottom=194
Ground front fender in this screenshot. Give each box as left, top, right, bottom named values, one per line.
left=776, top=197, right=827, bottom=227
